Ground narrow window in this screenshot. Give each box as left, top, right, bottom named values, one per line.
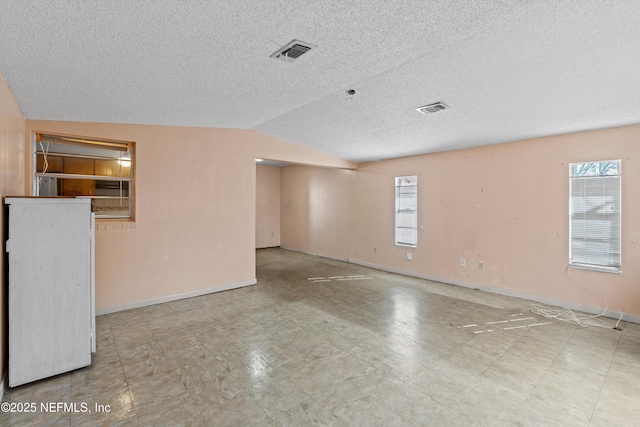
left=395, top=175, right=418, bottom=247
left=569, top=160, right=621, bottom=273
left=34, top=133, right=134, bottom=219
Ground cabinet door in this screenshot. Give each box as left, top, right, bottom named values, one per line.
left=8, top=199, right=92, bottom=387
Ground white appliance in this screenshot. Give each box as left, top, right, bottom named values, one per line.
left=5, top=197, right=95, bottom=387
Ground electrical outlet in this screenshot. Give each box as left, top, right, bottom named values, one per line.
left=460, top=258, right=466, bottom=267
left=407, top=252, right=412, bottom=261
left=478, top=261, right=484, bottom=270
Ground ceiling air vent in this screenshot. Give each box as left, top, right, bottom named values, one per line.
left=416, top=102, right=448, bottom=115
left=270, top=40, right=316, bottom=62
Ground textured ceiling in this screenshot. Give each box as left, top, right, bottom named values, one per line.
left=1, top=0, right=639, bottom=163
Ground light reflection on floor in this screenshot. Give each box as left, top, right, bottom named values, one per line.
left=458, top=313, right=553, bottom=334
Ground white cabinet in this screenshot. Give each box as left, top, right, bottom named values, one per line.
left=5, top=197, right=95, bottom=387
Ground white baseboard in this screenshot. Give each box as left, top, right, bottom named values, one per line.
left=283, top=247, right=640, bottom=325
left=347, top=258, right=640, bottom=325
left=96, top=278, right=257, bottom=315
left=279, top=246, right=349, bottom=263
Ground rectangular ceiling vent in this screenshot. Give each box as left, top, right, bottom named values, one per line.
left=417, top=102, right=448, bottom=115
left=270, top=40, right=316, bottom=62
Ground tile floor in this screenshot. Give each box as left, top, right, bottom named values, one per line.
left=2, top=248, right=640, bottom=426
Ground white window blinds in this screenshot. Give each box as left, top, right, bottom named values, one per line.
left=569, top=160, right=621, bottom=273
left=395, top=176, right=417, bottom=247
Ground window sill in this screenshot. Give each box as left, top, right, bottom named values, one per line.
left=569, top=263, right=621, bottom=275
left=396, top=243, right=417, bottom=249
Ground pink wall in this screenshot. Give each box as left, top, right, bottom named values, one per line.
left=281, top=165, right=353, bottom=260
left=282, top=125, right=640, bottom=317
left=256, top=165, right=281, bottom=248
left=0, top=71, right=26, bottom=386
left=24, top=121, right=354, bottom=311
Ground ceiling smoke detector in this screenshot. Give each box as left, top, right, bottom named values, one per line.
left=416, top=102, right=448, bottom=115
left=270, top=40, right=316, bottom=62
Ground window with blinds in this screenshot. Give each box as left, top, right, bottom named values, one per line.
left=395, top=175, right=418, bottom=247
left=34, top=133, right=134, bottom=219
left=569, top=160, right=621, bottom=273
